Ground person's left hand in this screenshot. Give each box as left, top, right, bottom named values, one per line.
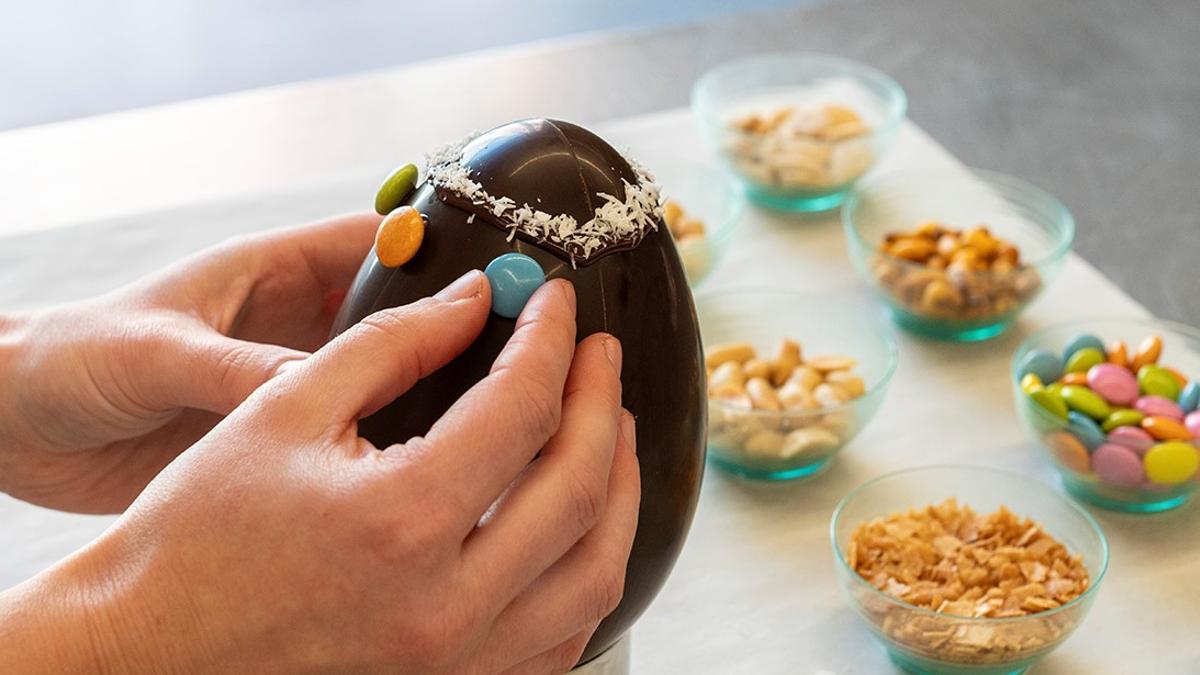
left=0, top=212, right=381, bottom=513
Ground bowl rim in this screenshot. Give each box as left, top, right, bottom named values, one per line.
left=829, top=464, right=1110, bottom=625
left=690, top=50, right=909, bottom=140
left=695, top=286, right=900, bottom=418
left=841, top=167, right=1076, bottom=270
left=659, top=161, right=745, bottom=251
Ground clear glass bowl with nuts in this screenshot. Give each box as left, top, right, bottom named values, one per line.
left=843, top=168, right=1074, bottom=342
left=697, top=288, right=898, bottom=480
left=831, top=466, right=1107, bottom=675
left=692, top=52, right=906, bottom=213
left=655, top=160, right=744, bottom=287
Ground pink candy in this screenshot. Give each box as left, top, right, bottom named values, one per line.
left=1087, top=363, right=1138, bottom=406
left=1135, top=395, right=1185, bottom=421
left=1092, top=442, right=1146, bottom=487
left=1107, top=425, right=1155, bottom=455
left=1187, top=410, right=1200, bottom=438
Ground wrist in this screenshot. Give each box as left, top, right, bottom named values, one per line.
left=0, top=529, right=215, bottom=672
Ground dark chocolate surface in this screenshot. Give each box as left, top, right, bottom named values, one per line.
left=330, top=119, right=706, bottom=665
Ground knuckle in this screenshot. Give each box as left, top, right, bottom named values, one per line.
left=563, top=465, right=606, bottom=535
left=502, top=370, right=562, bottom=441
left=401, top=605, right=476, bottom=669
left=585, top=568, right=626, bottom=625
left=553, top=638, right=588, bottom=672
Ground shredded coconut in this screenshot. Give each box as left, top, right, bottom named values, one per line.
left=426, top=133, right=662, bottom=265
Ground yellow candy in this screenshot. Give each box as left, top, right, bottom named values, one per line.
left=375, top=206, right=425, bottom=268
left=1143, top=441, right=1200, bottom=485
left=1020, top=373, right=1043, bottom=394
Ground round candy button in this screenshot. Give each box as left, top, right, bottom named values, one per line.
left=1143, top=441, right=1200, bottom=485
left=1134, top=395, right=1184, bottom=421
left=1107, top=425, right=1155, bottom=455
left=375, top=206, right=426, bottom=268
left=1138, top=365, right=1181, bottom=400
left=1101, top=408, right=1145, bottom=433
left=1063, top=333, right=1106, bottom=362
left=485, top=253, right=547, bottom=319
left=1092, top=443, right=1145, bottom=487
left=1045, top=431, right=1090, bottom=474
left=1187, top=410, right=1200, bottom=438
left=1067, top=411, right=1105, bottom=450
left=375, top=163, right=419, bottom=215
left=1018, top=349, right=1063, bottom=384
left=1062, top=385, right=1111, bottom=420
left=1087, top=363, right=1138, bottom=406
left=1178, top=380, right=1200, bottom=413
left=1065, top=347, right=1105, bottom=374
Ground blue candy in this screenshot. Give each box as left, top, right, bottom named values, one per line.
left=1018, top=349, right=1064, bottom=384
left=1068, top=411, right=1105, bottom=450
left=1179, top=380, right=1200, bottom=413
left=1062, top=333, right=1106, bottom=362
left=484, top=253, right=546, bottom=319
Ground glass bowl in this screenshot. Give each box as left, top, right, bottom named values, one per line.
left=692, top=52, right=906, bottom=212
left=831, top=466, right=1108, bottom=675
left=843, top=168, right=1074, bottom=342
left=654, top=159, right=743, bottom=287
left=696, top=288, right=898, bottom=480
left=1012, top=317, right=1200, bottom=513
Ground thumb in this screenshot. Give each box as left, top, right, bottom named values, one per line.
left=170, top=334, right=309, bottom=414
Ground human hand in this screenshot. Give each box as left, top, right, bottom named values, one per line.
left=3, top=273, right=640, bottom=673
left=0, top=213, right=380, bottom=513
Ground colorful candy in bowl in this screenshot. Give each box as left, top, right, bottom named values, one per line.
left=692, top=52, right=906, bottom=212
left=1012, top=318, right=1200, bottom=512
left=843, top=169, right=1074, bottom=342
left=831, top=466, right=1108, bottom=675
left=696, top=288, right=898, bottom=480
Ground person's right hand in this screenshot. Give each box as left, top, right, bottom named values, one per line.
left=6, top=271, right=640, bottom=674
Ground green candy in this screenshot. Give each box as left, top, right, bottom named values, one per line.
left=1101, top=408, right=1145, bottom=432
left=1045, top=382, right=1065, bottom=398
left=374, top=163, right=420, bottom=215
left=1138, top=365, right=1181, bottom=400
left=1029, top=388, right=1069, bottom=421
left=1061, top=385, right=1112, bottom=419
left=1065, top=347, right=1105, bottom=374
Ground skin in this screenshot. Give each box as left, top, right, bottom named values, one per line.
left=0, top=214, right=639, bottom=673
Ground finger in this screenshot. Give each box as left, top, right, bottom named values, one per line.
left=409, top=279, right=577, bottom=528
left=464, top=333, right=623, bottom=604
left=167, top=334, right=309, bottom=414
left=143, top=212, right=381, bottom=320
left=478, top=413, right=639, bottom=668
left=496, top=623, right=598, bottom=675
left=276, top=270, right=489, bottom=425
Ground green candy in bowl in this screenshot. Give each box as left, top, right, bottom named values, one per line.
left=831, top=466, right=1108, bottom=674
left=1012, top=317, right=1200, bottom=513
left=697, top=288, right=897, bottom=480
left=692, top=52, right=906, bottom=213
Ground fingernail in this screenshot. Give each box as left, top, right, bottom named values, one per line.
left=435, top=270, right=483, bottom=302
left=603, top=335, right=623, bottom=374
left=620, top=412, right=637, bottom=454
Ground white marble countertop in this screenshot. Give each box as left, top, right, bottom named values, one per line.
left=3, top=108, right=1199, bottom=673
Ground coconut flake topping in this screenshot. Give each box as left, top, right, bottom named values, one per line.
left=426, top=134, right=662, bottom=265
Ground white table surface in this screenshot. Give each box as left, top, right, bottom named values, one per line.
left=1, top=108, right=1197, bottom=673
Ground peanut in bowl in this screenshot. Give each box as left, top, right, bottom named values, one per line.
left=830, top=466, right=1108, bottom=675
left=696, top=289, right=898, bottom=480
left=843, top=169, right=1074, bottom=342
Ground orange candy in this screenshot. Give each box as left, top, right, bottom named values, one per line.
left=1107, top=340, right=1128, bottom=368
left=375, top=206, right=426, bottom=268
left=1045, top=431, right=1091, bottom=473
left=1129, top=334, right=1163, bottom=372
left=1060, top=372, right=1088, bottom=386
left=1141, top=415, right=1191, bottom=441
left=1164, top=367, right=1190, bottom=388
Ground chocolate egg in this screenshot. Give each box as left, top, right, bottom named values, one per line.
left=330, top=119, right=706, bottom=665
